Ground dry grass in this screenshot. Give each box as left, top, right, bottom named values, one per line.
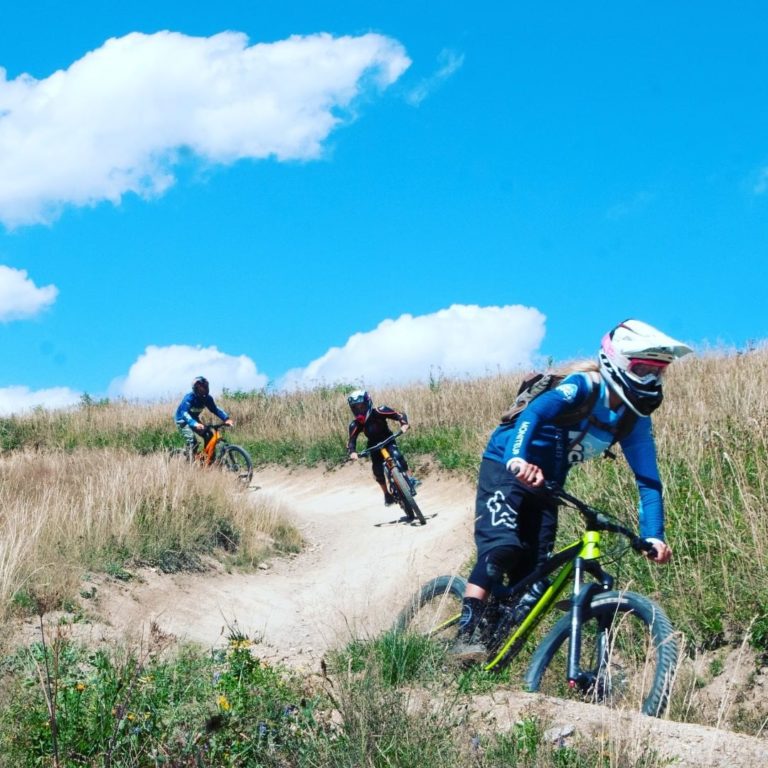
left=0, top=450, right=301, bottom=618
left=1, top=348, right=767, bottom=649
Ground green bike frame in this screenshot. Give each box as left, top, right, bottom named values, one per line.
left=484, top=529, right=609, bottom=677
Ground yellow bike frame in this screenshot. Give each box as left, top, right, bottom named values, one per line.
left=484, top=530, right=602, bottom=671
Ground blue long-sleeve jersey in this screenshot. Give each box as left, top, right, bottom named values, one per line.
left=174, top=392, right=229, bottom=428
left=483, top=372, right=665, bottom=540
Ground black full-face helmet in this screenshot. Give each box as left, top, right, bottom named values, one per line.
left=192, top=376, right=210, bottom=397
left=347, top=389, right=372, bottom=423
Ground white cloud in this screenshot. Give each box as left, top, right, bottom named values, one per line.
left=0, top=385, right=81, bottom=416
left=0, top=30, right=411, bottom=227
left=279, top=304, right=546, bottom=390
left=0, top=265, right=57, bottom=320
left=406, top=48, right=464, bottom=106
left=109, top=344, right=269, bottom=400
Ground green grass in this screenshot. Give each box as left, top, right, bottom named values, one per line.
left=0, top=632, right=326, bottom=768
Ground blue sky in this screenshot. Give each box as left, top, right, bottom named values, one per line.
left=1, top=2, right=766, bottom=411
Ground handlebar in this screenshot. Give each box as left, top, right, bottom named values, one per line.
left=509, top=466, right=657, bottom=558
left=357, top=431, right=403, bottom=458
left=199, top=422, right=231, bottom=432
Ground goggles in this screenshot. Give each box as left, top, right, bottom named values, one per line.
left=627, top=358, right=669, bottom=382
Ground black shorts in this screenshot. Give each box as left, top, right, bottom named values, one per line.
left=473, top=457, right=558, bottom=571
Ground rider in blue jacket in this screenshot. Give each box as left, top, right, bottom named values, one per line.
left=175, top=376, right=233, bottom=453
left=453, top=319, right=693, bottom=659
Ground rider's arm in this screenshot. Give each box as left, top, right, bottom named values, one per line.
left=175, top=393, right=200, bottom=428
left=620, top=418, right=665, bottom=541
left=205, top=395, right=230, bottom=423
left=347, top=421, right=362, bottom=454
left=376, top=405, right=408, bottom=428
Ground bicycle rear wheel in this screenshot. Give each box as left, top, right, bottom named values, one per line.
left=393, top=575, right=466, bottom=644
left=219, top=445, right=253, bottom=486
left=391, top=466, right=426, bottom=525
left=524, top=591, right=678, bottom=716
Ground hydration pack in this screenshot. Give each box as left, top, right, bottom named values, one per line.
left=499, top=370, right=637, bottom=451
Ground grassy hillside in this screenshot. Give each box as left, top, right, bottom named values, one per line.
left=1, top=350, right=766, bottom=651
left=0, top=349, right=766, bottom=764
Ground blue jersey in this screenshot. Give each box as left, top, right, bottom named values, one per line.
left=483, top=371, right=665, bottom=540
left=174, top=391, right=229, bottom=428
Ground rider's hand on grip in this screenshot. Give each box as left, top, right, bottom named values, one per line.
left=506, top=458, right=545, bottom=488
left=642, top=537, right=672, bottom=565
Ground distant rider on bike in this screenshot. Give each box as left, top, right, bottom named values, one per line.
left=175, top=376, right=233, bottom=454
left=453, top=319, right=693, bottom=659
left=346, top=389, right=414, bottom=506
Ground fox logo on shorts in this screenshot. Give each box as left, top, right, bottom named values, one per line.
left=487, top=490, right=519, bottom=530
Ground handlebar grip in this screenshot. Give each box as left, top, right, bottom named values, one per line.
left=632, top=537, right=658, bottom=558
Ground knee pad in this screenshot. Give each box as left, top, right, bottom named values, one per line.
left=485, top=546, right=524, bottom=584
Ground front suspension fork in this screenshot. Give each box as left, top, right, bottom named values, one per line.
left=566, top=557, right=612, bottom=689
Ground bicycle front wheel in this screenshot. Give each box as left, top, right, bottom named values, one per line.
left=393, top=575, right=466, bottom=644
left=524, top=590, right=678, bottom=716
left=391, top=467, right=426, bottom=525
left=219, top=445, right=253, bottom=486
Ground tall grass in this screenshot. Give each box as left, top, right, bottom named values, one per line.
left=0, top=450, right=301, bottom=618
left=1, top=350, right=767, bottom=760
left=1, top=352, right=767, bottom=665
left=3, top=352, right=768, bottom=643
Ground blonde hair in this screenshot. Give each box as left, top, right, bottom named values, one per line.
left=554, top=358, right=599, bottom=376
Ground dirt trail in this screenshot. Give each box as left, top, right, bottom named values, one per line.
left=90, top=461, right=474, bottom=666
left=56, top=463, right=768, bottom=765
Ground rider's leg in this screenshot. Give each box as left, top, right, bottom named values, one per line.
left=390, top=443, right=420, bottom=494
left=452, top=457, right=529, bottom=656
left=371, top=456, right=395, bottom=505
left=178, top=424, right=199, bottom=457
left=458, top=545, right=524, bottom=637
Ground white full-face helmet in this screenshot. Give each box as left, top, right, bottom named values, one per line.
left=599, top=319, right=693, bottom=416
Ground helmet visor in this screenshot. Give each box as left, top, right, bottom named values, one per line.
left=350, top=401, right=368, bottom=416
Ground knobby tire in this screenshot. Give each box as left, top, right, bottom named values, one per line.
left=219, top=445, right=254, bottom=486
left=393, top=575, right=466, bottom=641
left=524, top=590, right=678, bottom=717
left=391, top=466, right=426, bottom=525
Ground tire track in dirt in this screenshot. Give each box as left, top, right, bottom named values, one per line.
left=89, top=461, right=475, bottom=667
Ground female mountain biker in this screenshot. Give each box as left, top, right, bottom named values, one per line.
left=346, top=389, right=413, bottom=506
left=174, top=376, right=233, bottom=453
left=453, top=319, right=693, bottom=658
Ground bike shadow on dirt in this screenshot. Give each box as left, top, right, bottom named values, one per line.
left=374, top=513, right=437, bottom=528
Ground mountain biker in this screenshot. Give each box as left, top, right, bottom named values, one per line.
left=452, top=319, right=693, bottom=659
left=174, top=376, right=234, bottom=454
left=346, top=389, right=414, bottom=506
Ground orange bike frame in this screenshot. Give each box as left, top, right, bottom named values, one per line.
left=195, top=427, right=222, bottom=467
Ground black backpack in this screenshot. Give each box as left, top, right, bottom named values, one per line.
left=499, top=370, right=637, bottom=452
